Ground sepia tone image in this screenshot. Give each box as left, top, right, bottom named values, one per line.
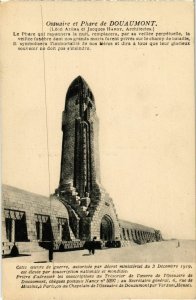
left=2, top=67, right=195, bottom=263
left=0, top=0, right=195, bottom=278
left=2, top=74, right=164, bottom=263
left=1, top=2, right=195, bottom=300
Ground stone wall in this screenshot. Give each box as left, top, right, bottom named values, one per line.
left=59, top=76, right=100, bottom=193
left=90, top=186, right=121, bottom=240
left=119, top=219, right=162, bottom=243
left=2, top=185, right=72, bottom=244
left=2, top=184, right=162, bottom=251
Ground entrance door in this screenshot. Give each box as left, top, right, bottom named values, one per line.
left=42, top=220, right=53, bottom=241
left=100, top=215, right=114, bottom=241
left=15, top=215, right=28, bottom=241
left=62, top=220, right=71, bottom=241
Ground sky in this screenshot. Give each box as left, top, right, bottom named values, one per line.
left=1, top=2, right=195, bottom=240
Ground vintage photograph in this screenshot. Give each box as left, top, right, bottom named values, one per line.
left=2, top=75, right=164, bottom=262
left=0, top=1, right=195, bottom=299
left=2, top=68, right=194, bottom=263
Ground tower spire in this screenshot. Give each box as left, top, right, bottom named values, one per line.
left=58, top=76, right=100, bottom=198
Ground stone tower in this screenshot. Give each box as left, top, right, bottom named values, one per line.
left=56, top=76, right=120, bottom=241
left=58, top=76, right=100, bottom=198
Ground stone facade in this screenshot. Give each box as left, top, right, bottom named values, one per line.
left=120, top=220, right=162, bottom=245
left=2, top=184, right=162, bottom=255
left=55, top=76, right=121, bottom=241
left=2, top=76, right=162, bottom=255
left=2, top=185, right=77, bottom=254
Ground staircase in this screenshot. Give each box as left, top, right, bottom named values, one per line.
left=17, top=241, right=47, bottom=254
left=2, top=241, right=47, bottom=256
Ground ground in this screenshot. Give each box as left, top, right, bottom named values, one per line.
left=3, top=240, right=195, bottom=263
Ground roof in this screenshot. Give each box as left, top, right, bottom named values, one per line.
left=65, top=76, right=95, bottom=106
left=119, top=219, right=156, bottom=232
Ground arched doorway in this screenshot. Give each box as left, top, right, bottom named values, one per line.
left=100, top=215, right=114, bottom=241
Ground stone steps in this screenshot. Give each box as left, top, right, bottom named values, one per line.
left=17, top=242, right=47, bottom=253
left=2, top=241, right=47, bottom=255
